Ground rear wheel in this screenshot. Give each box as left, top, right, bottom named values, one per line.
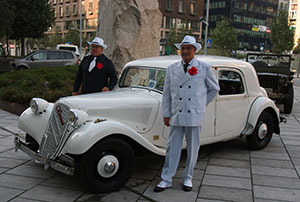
left=77, top=138, right=135, bottom=193
left=283, top=85, right=294, bottom=114
left=16, top=65, right=27, bottom=70
left=246, top=112, right=274, bottom=150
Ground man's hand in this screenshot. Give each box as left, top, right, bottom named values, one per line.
left=72, top=92, right=79, bottom=96
left=163, top=117, right=170, bottom=127
left=101, top=87, right=110, bottom=92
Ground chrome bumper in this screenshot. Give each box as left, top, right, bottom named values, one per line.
left=14, top=136, right=74, bottom=175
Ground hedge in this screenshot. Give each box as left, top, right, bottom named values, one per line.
left=0, top=65, right=78, bottom=106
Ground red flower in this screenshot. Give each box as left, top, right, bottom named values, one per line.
left=188, top=66, right=198, bottom=76
left=96, top=63, right=103, bottom=70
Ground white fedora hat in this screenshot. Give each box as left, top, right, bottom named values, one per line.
left=87, top=37, right=107, bottom=49
left=175, top=35, right=201, bottom=52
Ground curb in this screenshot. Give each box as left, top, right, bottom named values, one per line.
left=0, top=100, right=27, bottom=116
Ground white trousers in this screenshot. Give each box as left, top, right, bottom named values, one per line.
left=161, top=126, right=201, bottom=183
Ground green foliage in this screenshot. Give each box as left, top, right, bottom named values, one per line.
left=0, top=65, right=78, bottom=105
left=270, top=10, right=294, bottom=53
left=65, top=27, right=80, bottom=46
left=167, top=27, right=192, bottom=54
left=0, top=0, right=15, bottom=38
left=210, top=18, right=238, bottom=56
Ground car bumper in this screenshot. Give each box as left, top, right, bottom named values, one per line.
left=14, top=136, right=74, bottom=175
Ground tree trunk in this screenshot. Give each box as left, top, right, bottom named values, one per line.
left=21, top=37, right=25, bottom=56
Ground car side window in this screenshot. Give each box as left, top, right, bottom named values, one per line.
left=32, top=52, right=47, bottom=60
left=218, top=70, right=244, bottom=95
left=64, top=52, right=74, bottom=59
left=48, top=51, right=65, bottom=60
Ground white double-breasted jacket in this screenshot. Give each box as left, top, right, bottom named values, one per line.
left=162, top=57, right=220, bottom=127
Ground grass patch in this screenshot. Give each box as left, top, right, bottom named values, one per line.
left=0, top=65, right=78, bottom=106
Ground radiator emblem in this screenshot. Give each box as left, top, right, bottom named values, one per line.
left=56, top=105, right=64, bottom=125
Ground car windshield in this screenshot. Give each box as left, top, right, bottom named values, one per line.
left=119, top=66, right=166, bottom=92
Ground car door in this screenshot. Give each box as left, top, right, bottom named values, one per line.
left=27, top=51, right=47, bottom=68
left=47, top=51, right=66, bottom=67
left=215, top=67, right=250, bottom=137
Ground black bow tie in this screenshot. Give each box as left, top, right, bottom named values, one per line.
left=183, top=63, right=189, bottom=73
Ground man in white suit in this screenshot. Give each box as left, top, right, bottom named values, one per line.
left=154, top=35, right=219, bottom=192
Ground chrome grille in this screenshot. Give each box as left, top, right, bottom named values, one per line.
left=258, top=75, right=279, bottom=91
left=39, top=102, right=70, bottom=158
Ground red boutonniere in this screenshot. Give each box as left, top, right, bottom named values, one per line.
left=188, top=66, right=198, bottom=76
left=96, top=63, right=103, bottom=70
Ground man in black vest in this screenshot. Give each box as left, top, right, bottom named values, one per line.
left=72, top=37, right=117, bottom=95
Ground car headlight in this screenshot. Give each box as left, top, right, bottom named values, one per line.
left=67, top=109, right=88, bottom=127
left=30, top=98, right=49, bottom=114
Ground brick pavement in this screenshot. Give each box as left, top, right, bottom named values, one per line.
left=0, top=79, right=299, bottom=202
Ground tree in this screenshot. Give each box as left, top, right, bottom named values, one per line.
left=64, top=27, right=80, bottom=46
left=8, top=0, right=55, bottom=56
left=270, top=9, right=294, bottom=53
left=167, top=26, right=192, bottom=54
left=0, top=0, right=15, bottom=54
left=210, top=18, right=238, bottom=56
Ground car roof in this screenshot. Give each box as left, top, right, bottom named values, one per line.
left=125, top=55, right=251, bottom=70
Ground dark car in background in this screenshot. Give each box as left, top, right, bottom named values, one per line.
left=0, top=45, right=13, bottom=73
left=12, top=49, right=78, bottom=70
left=246, top=53, right=295, bottom=114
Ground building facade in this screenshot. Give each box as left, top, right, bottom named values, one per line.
left=290, top=0, right=300, bottom=47
left=158, top=0, right=205, bottom=54
left=207, top=0, right=279, bottom=51
left=48, top=0, right=98, bottom=40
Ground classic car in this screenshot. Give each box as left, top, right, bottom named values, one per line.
left=246, top=53, right=295, bottom=114
left=15, top=55, right=283, bottom=193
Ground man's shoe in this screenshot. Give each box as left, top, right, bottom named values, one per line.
left=182, top=185, right=192, bottom=192
left=153, top=181, right=172, bottom=193
left=183, top=179, right=193, bottom=192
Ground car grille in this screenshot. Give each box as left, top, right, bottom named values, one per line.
left=257, top=75, right=278, bottom=91
left=38, top=102, right=70, bottom=158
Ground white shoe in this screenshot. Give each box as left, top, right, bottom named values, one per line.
left=183, top=179, right=192, bottom=187
left=157, top=180, right=172, bottom=188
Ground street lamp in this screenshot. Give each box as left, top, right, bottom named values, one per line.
left=200, top=0, right=210, bottom=55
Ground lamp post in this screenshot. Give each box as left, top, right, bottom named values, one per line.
left=201, top=0, right=210, bottom=55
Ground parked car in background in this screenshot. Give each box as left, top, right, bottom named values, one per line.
left=0, top=45, right=13, bottom=73
left=246, top=53, right=295, bottom=114
left=56, top=43, right=80, bottom=58
left=12, top=50, right=78, bottom=70
left=15, top=55, right=283, bottom=193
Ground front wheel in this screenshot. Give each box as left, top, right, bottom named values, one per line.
left=77, top=138, right=135, bottom=193
left=283, top=85, right=294, bottom=114
left=246, top=112, right=274, bottom=150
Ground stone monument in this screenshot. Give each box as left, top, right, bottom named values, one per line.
left=98, top=0, right=162, bottom=73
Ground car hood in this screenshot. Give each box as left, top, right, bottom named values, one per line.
left=60, top=88, right=161, bottom=133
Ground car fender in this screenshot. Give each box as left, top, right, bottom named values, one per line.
left=62, top=119, right=166, bottom=156
left=242, top=96, right=280, bottom=135
left=18, top=104, right=54, bottom=144
left=16, top=62, right=30, bottom=69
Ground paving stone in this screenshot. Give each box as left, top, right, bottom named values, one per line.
left=253, top=185, right=300, bottom=201
left=210, top=152, right=250, bottom=161
left=251, top=158, right=294, bottom=169
left=253, top=174, right=300, bottom=189
left=202, top=175, right=252, bottom=190
left=292, top=157, right=300, bottom=166
left=142, top=177, right=200, bottom=202
left=2, top=125, right=23, bottom=134
left=254, top=199, right=291, bottom=202
left=135, top=155, right=164, bottom=170
left=205, top=165, right=251, bottom=178
left=208, top=158, right=250, bottom=168
left=19, top=185, right=83, bottom=202
left=7, top=164, right=57, bottom=179
left=0, top=174, right=44, bottom=190
left=286, top=150, right=300, bottom=158
left=250, top=151, right=290, bottom=160
left=257, top=146, right=286, bottom=153
left=75, top=189, right=141, bottom=202
left=197, top=199, right=228, bottom=202
left=198, top=185, right=253, bottom=202
left=174, top=167, right=204, bottom=181
left=9, top=198, right=41, bottom=202
left=41, top=173, right=85, bottom=191
left=0, top=167, right=8, bottom=174
left=125, top=178, right=151, bottom=194
left=0, top=149, right=32, bottom=160
left=0, top=145, right=12, bottom=153
left=193, top=159, right=208, bottom=170
left=0, top=135, right=15, bottom=147
left=131, top=166, right=158, bottom=181
left=0, top=128, right=13, bottom=136
left=282, top=140, right=300, bottom=146
left=286, top=145, right=300, bottom=152
left=0, top=157, right=27, bottom=169
left=252, top=165, right=298, bottom=178
left=0, top=187, right=24, bottom=202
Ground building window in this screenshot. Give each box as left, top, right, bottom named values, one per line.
left=66, top=4, right=70, bottom=16
left=59, top=6, right=63, bottom=17
left=59, top=0, right=63, bottom=3
left=178, top=0, right=184, bottom=13
left=166, top=17, right=176, bottom=29
left=88, top=0, right=93, bottom=14
left=53, top=6, right=56, bottom=17
left=177, top=18, right=186, bottom=29
left=53, top=0, right=57, bottom=5
left=73, top=3, right=77, bottom=15
left=190, top=0, right=196, bottom=15
left=81, top=0, right=85, bottom=15
left=166, top=0, right=173, bottom=11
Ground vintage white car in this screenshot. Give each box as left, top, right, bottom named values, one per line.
left=15, top=55, right=284, bottom=193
